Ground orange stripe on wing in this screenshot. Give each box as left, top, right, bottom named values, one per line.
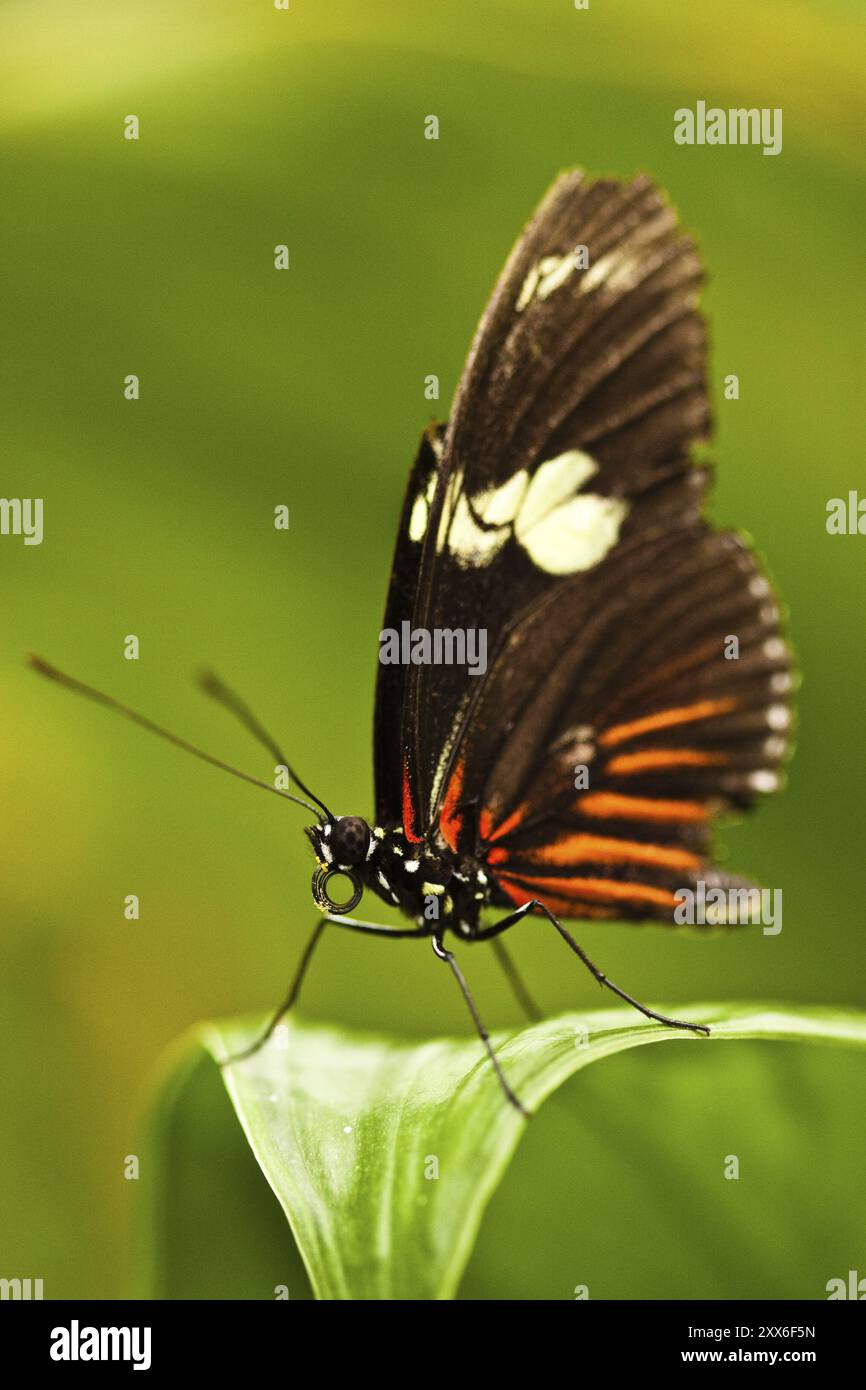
left=599, top=697, right=736, bottom=749
left=580, top=792, right=709, bottom=824
left=607, top=748, right=727, bottom=776
left=499, top=871, right=677, bottom=910
left=488, top=834, right=699, bottom=872
left=439, top=758, right=464, bottom=853
left=497, top=877, right=619, bottom=919
left=479, top=802, right=531, bottom=844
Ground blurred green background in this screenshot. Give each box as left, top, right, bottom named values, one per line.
left=2, top=0, right=864, bottom=1299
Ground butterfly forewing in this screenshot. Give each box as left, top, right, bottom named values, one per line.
left=373, top=425, right=442, bottom=829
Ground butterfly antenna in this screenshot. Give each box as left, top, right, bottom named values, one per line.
left=196, top=668, right=334, bottom=821
left=26, top=655, right=324, bottom=818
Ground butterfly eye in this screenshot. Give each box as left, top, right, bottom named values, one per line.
left=330, top=815, right=371, bottom=867
left=311, top=865, right=363, bottom=915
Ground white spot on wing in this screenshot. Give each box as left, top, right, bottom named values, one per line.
left=767, top=704, right=790, bottom=731
left=437, top=468, right=464, bottom=551
left=515, top=263, right=541, bottom=312
left=446, top=494, right=511, bottom=566
left=514, top=451, right=629, bottom=575
left=579, top=247, right=644, bottom=296
left=536, top=253, right=577, bottom=301
left=442, top=450, right=628, bottom=576
left=516, top=451, right=598, bottom=532
left=749, top=770, right=779, bottom=792
left=474, top=470, right=529, bottom=524
left=516, top=252, right=581, bottom=312
left=443, top=470, right=530, bottom=567
left=408, top=493, right=428, bottom=542
left=763, top=638, right=786, bottom=660
left=408, top=471, right=437, bottom=543
left=517, top=493, right=629, bottom=574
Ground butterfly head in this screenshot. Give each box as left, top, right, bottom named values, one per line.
left=306, top=815, right=371, bottom=914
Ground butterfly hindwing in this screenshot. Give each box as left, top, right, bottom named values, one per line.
left=458, top=524, right=791, bottom=922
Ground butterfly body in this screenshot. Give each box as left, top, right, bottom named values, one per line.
left=308, top=817, right=495, bottom=937
left=293, top=171, right=793, bottom=1112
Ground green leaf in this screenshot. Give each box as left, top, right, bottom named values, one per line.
left=145, top=1004, right=866, bottom=1300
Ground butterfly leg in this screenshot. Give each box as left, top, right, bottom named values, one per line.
left=432, top=934, right=530, bottom=1118
left=490, top=938, right=542, bottom=1022
left=220, top=917, right=329, bottom=1065
left=323, top=913, right=430, bottom=938
left=476, top=901, right=710, bottom=1036
left=221, top=914, right=430, bottom=1065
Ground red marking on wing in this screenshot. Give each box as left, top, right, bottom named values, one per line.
left=402, top=756, right=423, bottom=844
left=497, top=877, right=619, bottom=919
left=479, top=802, right=531, bottom=845
left=439, top=758, right=465, bottom=853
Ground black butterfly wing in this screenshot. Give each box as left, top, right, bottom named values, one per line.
left=375, top=169, right=791, bottom=912
left=373, top=423, right=442, bottom=827
left=389, top=170, right=711, bottom=832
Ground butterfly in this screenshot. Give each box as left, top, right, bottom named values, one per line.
left=31, top=170, right=792, bottom=1116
